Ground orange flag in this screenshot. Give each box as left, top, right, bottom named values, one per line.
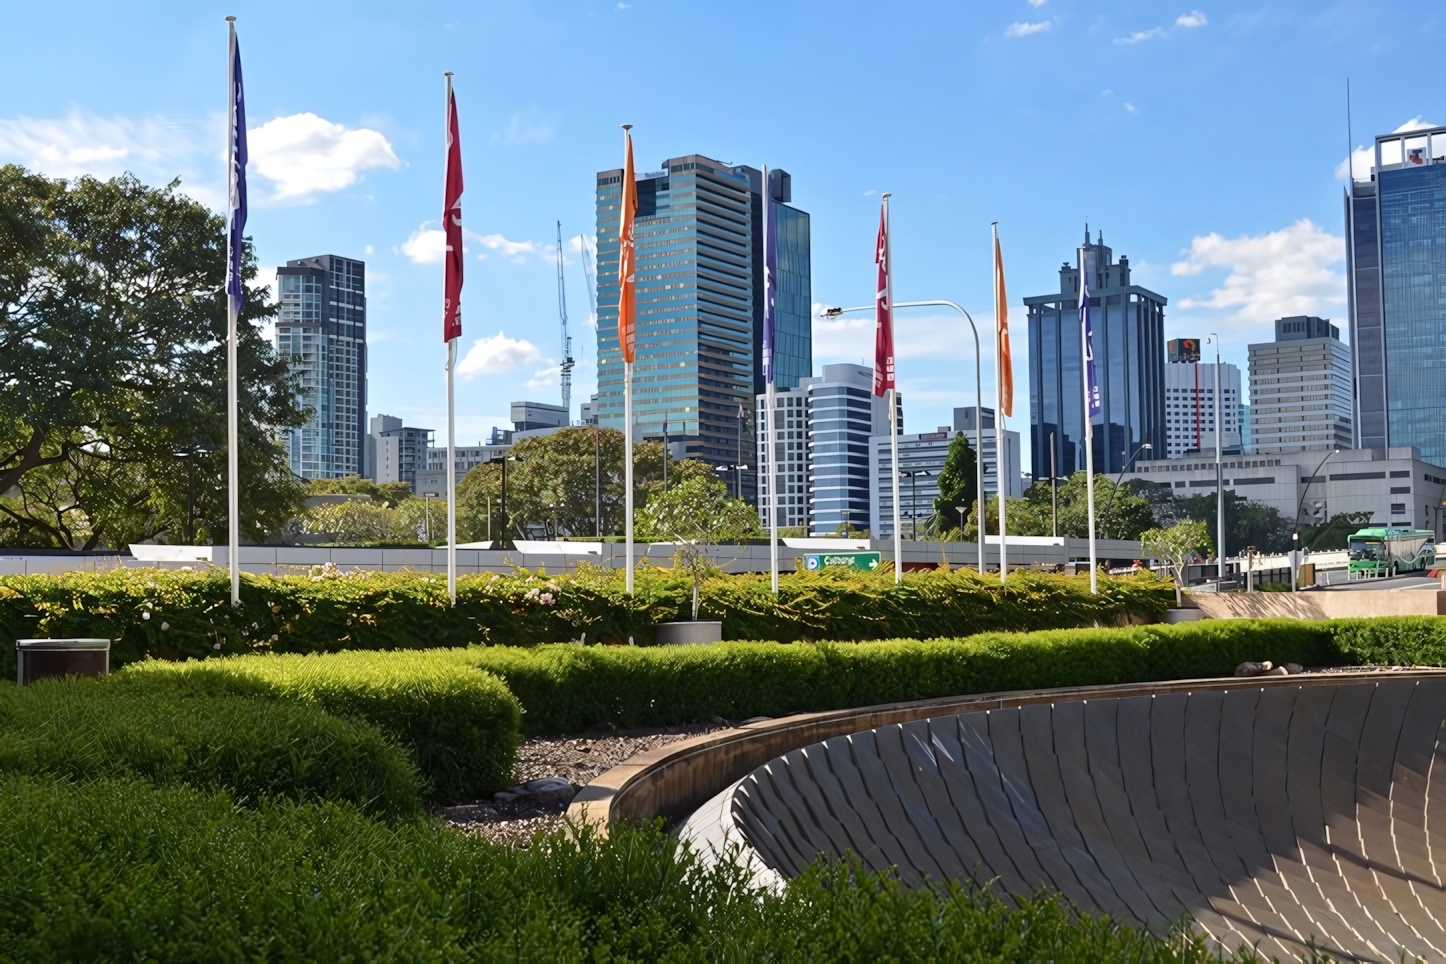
left=617, top=127, right=639, bottom=365
left=994, top=229, right=1013, bottom=418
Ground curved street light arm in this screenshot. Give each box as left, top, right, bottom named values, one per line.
left=1292, top=448, right=1341, bottom=545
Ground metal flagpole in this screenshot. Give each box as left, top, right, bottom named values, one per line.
left=992, top=223, right=1006, bottom=584
left=225, top=16, right=241, bottom=607
left=444, top=73, right=459, bottom=603
left=882, top=195, right=902, bottom=584
left=1081, top=246, right=1098, bottom=593
left=764, top=164, right=779, bottom=594
left=625, top=360, right=634, bottom=593
left=1212, top=332, right=1224, bottom=583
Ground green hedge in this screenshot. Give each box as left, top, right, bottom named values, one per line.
left=114, top=650, right=522, bottom=799
left=0, top=565, right=1173, bottom=674
left=0, top=681, right=419, bottom=819
left=0, top=774, right=1233, bottom=961
left=460, top=619, right=1338, bottom=733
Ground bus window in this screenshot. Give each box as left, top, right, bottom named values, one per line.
left=1348, top=539, right=1384, bottom=561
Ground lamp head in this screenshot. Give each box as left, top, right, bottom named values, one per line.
left=824, top=306, right=843, bottom=318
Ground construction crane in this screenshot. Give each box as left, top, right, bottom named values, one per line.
left=578, top=233, right=597, bottom=328
left=555, top=221, right=574, bottom=420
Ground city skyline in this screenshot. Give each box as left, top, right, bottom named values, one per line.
left=0, top=1, right=1437, bottom=475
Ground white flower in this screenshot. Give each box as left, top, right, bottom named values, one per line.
left=270, top=634, right=279, bottom=642
left=160, top=622, right=169, bottom=631
left=212, top=642, right=222, bottom=650
left=540, top=592, right=555, bottom=605
left=141, top=611, right=151, bottom=620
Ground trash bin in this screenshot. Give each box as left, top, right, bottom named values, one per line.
left=15, top=638, right=111, bottom=686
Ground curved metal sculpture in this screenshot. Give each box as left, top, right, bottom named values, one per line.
left=732, top=679, right=1446, bottom=961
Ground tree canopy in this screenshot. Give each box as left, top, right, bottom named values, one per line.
left=0, top=166, right=305, bottom=548
left=932, top=433, right=978, bottom=536
left=963, top=471, right=1155, bottom=542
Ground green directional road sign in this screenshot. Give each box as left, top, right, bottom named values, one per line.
left=804, top=551, right=882, bottom=572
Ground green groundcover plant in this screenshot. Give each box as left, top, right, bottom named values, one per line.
left=0, top=680, right=419, bottom=819
left=114, top=650, right=521, bottom=799
left=0, top=564, right=1174, bottom=675
left=0, top=774, right=1257, bottom=962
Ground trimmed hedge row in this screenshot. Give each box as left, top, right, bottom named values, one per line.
left=114, top=651, right=522, bottom=799
left=0, top=565, right=1173, bottom=673
left=459, top=619, right=1341, bottom=733
left=0, top=774, right=1234, bottom=961
left=0, top=681, right=419, bottom=819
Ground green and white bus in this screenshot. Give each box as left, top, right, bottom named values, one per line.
left=1347, top=527, right=1436, bottom=576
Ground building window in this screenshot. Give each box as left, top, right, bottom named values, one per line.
left=1391, top=503, right=1407, bottom=513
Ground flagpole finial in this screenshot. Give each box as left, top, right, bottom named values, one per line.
left=444, top=70, right=453, bottom=77
left=621, top=123, right=633, bottom=131
left=882, top=191, right=891, bottom=199
left=225, top=15, right=236, bottom=21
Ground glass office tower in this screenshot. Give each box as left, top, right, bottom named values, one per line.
left=1024, top=230, right=1166, bottom=482
left=1347, top=125, right=1446, bottom=463
left=274, top=255, right=366, bottom=479
left=595, top=154, right=810, bottom=493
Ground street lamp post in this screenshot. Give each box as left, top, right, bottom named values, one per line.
left=1100, top=442, right=1152, bottom=539
left=173, top=444, right=214, bottom=544
left=901, top=469, right=932, bottom=540
left=487, top=454, right=523, bottom=549
left=955, top=504, right=968, bottom=538
left=825, top=300, right=986, bottom=574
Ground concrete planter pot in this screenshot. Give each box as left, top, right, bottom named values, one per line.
left=654, top=621, right=723, bottom=645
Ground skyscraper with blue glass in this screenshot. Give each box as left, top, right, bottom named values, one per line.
left=1025, top=231, right=1167, bottom=483
left=594, top=154, right=810, bottom=489
left=1347, top=125, right=1446, bottom=464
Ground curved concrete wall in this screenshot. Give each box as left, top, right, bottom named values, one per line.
left=732, top=676, right=1446, bottom=960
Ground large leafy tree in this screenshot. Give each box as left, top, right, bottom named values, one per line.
left=1176, top=490, right=1295, bottom=554
left=964, top=471, right=1155, bottom=541
left=932, top=433, right=978, bottom=536
left=0, top=166, right=306, bottom=548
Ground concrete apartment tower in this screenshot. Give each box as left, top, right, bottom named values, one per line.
left=1164, top=338, right=1242, bottom=458
left=1246, top=316, right=1352, bottom=454
left=275, top=255, right=367, bottom=479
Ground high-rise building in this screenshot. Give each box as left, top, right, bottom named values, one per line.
left=869, top=415, right=1020, bottom=539
left=1247, top=316, right=1352, bottom=454
left=275, top=255, right=367, bottom=479
left=594, top=154, right=810, bottom=490
left=1025, top=230, right=1166, bottom=484
left=952, top=407, right=1022, bottom=497
left=756, top=387, right=811, bottom=530
left=1162, top=338, right=1241, bottom=459
left=1347, top=125, right=1446, bottom=461
left=368, top=415, right=433, bottom=491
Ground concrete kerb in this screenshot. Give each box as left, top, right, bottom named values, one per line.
left=565, top=668, right=1446, bottom=837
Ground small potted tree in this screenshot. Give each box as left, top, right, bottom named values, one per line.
left=637, top=475, right=760, bottom=644
left=1141, top=519, right=1213, bottom=614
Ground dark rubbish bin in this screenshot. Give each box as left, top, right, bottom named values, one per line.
left=15, top=638, right=111, bottom=686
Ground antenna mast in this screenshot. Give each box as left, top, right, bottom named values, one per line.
left=555, top=220, right=574, bottom=419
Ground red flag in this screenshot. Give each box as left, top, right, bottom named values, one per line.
left=442, top=81, right=463, bottom=343
left=617, top=128, right=638, bottom=364
left=994, top=230, right=1013, bottom=417
left=872, top=201, right=894, bottom=397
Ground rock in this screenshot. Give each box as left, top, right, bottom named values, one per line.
left=741, top=716, right=774, bottom=726
left=1234, top=662, right=1265, bottom=677
left=1265, top=666, right=1289, bottom=676
left=493, top=791, right=523, bottom=803
left=1261, top=661, right=1274, bottom=672
left=1285, top=663, right=1304, bottom=675
left=494, top=776, right=578, bottom=808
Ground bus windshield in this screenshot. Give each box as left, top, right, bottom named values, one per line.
left=1348, top=539, right=1384, bottom=561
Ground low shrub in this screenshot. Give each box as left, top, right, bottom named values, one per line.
left=0, top=774, right=1240, bottom=961
left=114, top=650, right=522, bottom=799
left=0, top=681, right=420, bottom=819
left=0, top=564, right=1174, bottom=676
left=461, top=619, right=1339, bottom=733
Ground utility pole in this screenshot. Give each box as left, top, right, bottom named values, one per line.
left=555, top=221, right=574, bottom=421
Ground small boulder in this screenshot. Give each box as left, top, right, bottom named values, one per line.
left=1234, top=662, right=1265, bottom=677
left=1265, top=666, right=1289, bottom=676
left=1285, top=663, right=1304, bottom=675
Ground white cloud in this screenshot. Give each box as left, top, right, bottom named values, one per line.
left=397, top=223, right=447, bottom=264
left=525, top=366, right=559, bottom=390
left=862, top=189, right=876, bottom=196
left=490, top=112, right=555, bottom=149
left=1169, top=219, right=1346, bottom=328
left=473, top=232, right=552, bottom=262
left=248, top=113, right=401, bottom=203
left=616, top=2, right=630, bottom=7
left=1125, top=102, right=1138, bottom=113
left=456, top=331, right=544, bottom=379
left=363, top=244, right=375, bottom=255
left=1005, top=20, right=1051, bottom=37
left=0, top=110, right=221, bottom=205
left=1176, top=10, right=1208, bottom=27
left=1337, top=117, right=1440, bottom=180
left=1115, top=27, right=1165, bottom=44
left=1028, top=0, right=1048, bottom=6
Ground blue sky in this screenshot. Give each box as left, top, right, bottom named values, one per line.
left=2, top=0, right=1440, bottom=470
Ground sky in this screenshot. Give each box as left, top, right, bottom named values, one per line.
left=2, top=0, right=1441, bottom=473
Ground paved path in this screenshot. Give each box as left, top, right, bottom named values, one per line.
left=732, top=678, right=1446, bottom=961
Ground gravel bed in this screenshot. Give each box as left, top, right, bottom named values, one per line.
left=439, top=721, right=736, bottom=846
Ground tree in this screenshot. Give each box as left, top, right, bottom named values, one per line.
left=1141, top=520, right=1213, bottom=606
left=962, top=471, right=1154, bottom=542
left=308, top=476, right=413, bottom=509
left=0, top=166, right=306, bottom=548
left=1298, top=511, right=1373, bottom=551
left=1176, top=490, right=1294, bottom=555
left=932, top=433, right=978, bottom=536
left=635, top=475, right=761, bottom=620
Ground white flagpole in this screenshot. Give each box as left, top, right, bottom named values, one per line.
left=225, top=16, right=241, bottom=607
left=1081, top=247, right=1098, bottom=594
left=992, top=223, right=1007, bottom=584
left=444, top=73, right=458, bottom=604
left=764, top=164, right=779, bottom=595
left=883, top=194, right=902, bottom=584
left=625, top=360, right=634, bottom=593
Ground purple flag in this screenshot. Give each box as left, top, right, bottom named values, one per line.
left=1080, top=275, right=1101, bottom=417
left=226, top=32, right=248, bottom=312
left=761, top=170, right=778, bottom=385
